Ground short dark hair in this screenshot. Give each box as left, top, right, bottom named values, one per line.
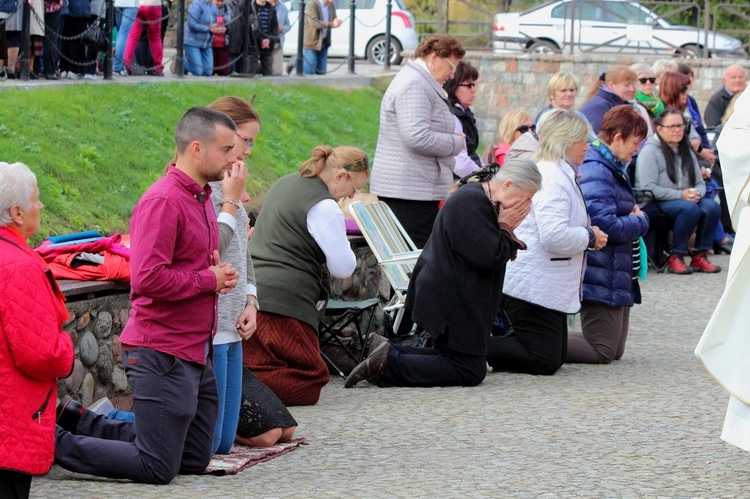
left=599, top=105, right=648, bottom=145
left=444, top=61, right=479, bottom=106
left=174, top=106, right=237, bottom=153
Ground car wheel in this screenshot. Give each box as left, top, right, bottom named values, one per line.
left=678, top=44, right=705, bottom=58
left=527, top=40, right=561, bottom=55
left=367, top=35, right=403, bottom=65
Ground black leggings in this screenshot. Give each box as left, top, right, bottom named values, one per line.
left=486, top=294, right=568, bottom=375
left=0, top=469, right=32, bottom=499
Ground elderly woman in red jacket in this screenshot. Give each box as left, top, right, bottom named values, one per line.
left=0, top=162, right=74, bottom=499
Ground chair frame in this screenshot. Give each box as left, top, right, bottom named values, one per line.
left=349, top=201, right=421, bottom=334
left=319, top=298, right=379, bottom=379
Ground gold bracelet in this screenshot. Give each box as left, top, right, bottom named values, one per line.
left=222, top=199, right=240, bottom=209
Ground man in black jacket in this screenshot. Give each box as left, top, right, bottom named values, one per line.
left=704, top=65, right=747, bottom=127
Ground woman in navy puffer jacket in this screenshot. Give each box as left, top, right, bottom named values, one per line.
left=567, top=105, right=650, bottom=364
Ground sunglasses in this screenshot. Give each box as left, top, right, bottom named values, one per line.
left=638, top=77, right=656, bottom=84
left=459, top=82, right=477, bottom=89
left=680, top=86, right=689, bottom=94
left=516, top=124, right=536, bottom=134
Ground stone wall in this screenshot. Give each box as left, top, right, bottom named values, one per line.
left=57, top=239, right=385, bottom=407
left=462, top=51, right=750, bottom=147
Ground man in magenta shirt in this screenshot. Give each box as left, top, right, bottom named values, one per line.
left=55, top=107, right=240, bottom=484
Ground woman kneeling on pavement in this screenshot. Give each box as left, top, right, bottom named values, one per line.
left=345, top=159, right=541, bottom=388
left=566, top=105, right=650, bottom=364
left=243, top=145, right=370, bottom=406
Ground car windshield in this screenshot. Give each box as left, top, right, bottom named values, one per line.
left=551, top=1, right=655, bottom=25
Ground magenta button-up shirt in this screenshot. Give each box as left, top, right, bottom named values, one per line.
left=120, top=166, right=219, bottom=364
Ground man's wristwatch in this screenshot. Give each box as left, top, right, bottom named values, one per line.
left=246, top=299, right=259, bottom=310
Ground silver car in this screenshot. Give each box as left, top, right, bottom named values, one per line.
left=493, top=0, right=744, bottom=57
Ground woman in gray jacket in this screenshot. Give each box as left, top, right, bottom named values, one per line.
left=369, top=34, right=465, bottom=248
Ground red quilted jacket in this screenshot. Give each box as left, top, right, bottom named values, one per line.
left=0, top=226, right=75, bottom=476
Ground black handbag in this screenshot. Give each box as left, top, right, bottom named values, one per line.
left=81, top=20, right=108, bottom=51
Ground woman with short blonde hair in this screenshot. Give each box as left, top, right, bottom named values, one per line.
left=535, top=72, right=579, bottom=123
left=487, top=109, right=608, bottom=376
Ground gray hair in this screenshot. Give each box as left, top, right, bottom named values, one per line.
left=629, top=63, right=653, bottom=77
left=0, top=162, right=37, bottom=226
left=652, top=59, right=678, bottom=81
left=174, top=106, right=237, bottom=154
left=491, top=158, right=542, bottom=192
left=533, top=109, right=591, bottom=163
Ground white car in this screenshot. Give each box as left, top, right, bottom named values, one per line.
left=493, top=0, right=744, bottom=58
left=283, top=0, right=419, bottom=65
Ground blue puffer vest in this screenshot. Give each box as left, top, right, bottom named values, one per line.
left=580, top=143, right=650, bottom=307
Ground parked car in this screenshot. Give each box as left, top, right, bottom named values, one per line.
left=283, top=0, right=419, bottom=65
left=493, top=0, right=744, bottom=58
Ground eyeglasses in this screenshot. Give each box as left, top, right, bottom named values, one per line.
left=515, top=124, right=536, bottom=134
left=638, top=77, right=656, bottom=84
left=348, top=174, right=362, bottom=197
left=235, top=132, right=255, bottom=149
left=459, top=82, right=477, bottom=89
left=680, top=86, right=689, bottom=94
left=659, top=123, right=686, bottom=130
left=444, top=57, right=457, bottom=72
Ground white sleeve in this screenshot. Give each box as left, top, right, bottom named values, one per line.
left=452, top=115, right=479, bottom=177
left=306, top=199, right=357, bottom=278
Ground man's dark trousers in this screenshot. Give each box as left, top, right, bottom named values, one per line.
left=55, top=346, right=218, bottom=484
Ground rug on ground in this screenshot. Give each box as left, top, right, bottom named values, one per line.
left=204, top=438, right=307, bottom=475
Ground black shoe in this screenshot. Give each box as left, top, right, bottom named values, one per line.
left=44, top=73, right=60, bottom=80
left=56, top=395, right=84, bottom=433
left=713, top=240, right=733, bottom=255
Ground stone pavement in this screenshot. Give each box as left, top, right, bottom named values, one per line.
left=32, top=253, right=750, bottom=497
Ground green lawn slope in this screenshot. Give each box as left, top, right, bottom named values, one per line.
left=0, top=82, right=383, bottom=245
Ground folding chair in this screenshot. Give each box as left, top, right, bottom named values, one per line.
left=319, top=298, right=379, bottom=379
left=349, top=201, right=422, bottom=335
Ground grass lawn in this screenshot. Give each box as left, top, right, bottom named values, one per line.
left=0, top=81, right=383, bottom=245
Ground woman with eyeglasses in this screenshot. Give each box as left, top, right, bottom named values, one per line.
left=344, top=159, right=541, bottom=389
left=486, top=110, right=608, bottom=376
left=370, top=34, right=466, bottom=248
left=635, top=108, right=721, bottom=274
left=443, top=61, right=483, bottom=178
left=580, top=65, right=638, bottom=135
left=484, top=110, right=534, bottom=166
left=243, top=145, right=370, bottom=406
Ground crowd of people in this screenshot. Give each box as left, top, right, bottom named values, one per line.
left=1, top=32, right=749, bottom=496
left=0, top=0, right=295, bottom=79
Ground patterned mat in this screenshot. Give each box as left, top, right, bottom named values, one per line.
left=204, top=438, right=307, bottom=475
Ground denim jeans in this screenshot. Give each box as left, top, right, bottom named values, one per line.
left=643, top=197, right=721, bottom=254
left=184, top=44, right=213, bottom=76
left=303, top=46, right=328, bottom=75
left=212, top=341, right=243, bottom=454
left=114, top=7, right=138, bottom=72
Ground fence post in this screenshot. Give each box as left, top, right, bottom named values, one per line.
left=241, top=0, right=251, bottom=73
left=568, top=0, right=576, bottom=56
left=347, top=0, right=355, bottom=74
left=384, top=0, right=391, bottom=70
left=175, top=0, right=185, bottom=77
left=20, top=0, right=30, bottom=80
left=703, top=0, right=710, bottom=58
left=295, top=0, right=304, bottom=75
left=104, top=0, right=115, bottom=80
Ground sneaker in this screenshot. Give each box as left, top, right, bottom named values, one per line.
left=690, top=251, right=722, bottom=273
left=667, top=253, right=694, bottom=275
left=83, top=74, right=98, bottom=80
left=118, top=68, right=129, bottom=76
left=88, top=397, right=115, bottom=417
left=0, top=69, right=6, bottom=81
left=65, top=71, right=79, bottom=80
left=44, top=73, right=60, bottom=80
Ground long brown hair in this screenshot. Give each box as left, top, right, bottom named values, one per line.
left=659, top=72, right=689, bottom=111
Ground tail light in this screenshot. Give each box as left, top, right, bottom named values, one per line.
left=392, top=11, right=412, bottom=28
